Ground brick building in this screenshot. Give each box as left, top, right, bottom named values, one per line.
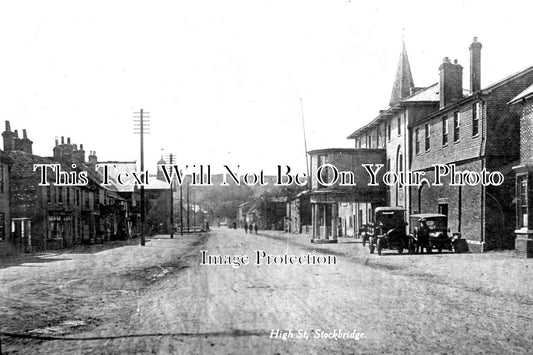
left=346, top=37, right=533, bottom=252
left=2, top=121, right=125, bottom=251
left=0, top=150, right=13, bottom=255
left=409, top=38, right=533, bottom=251
left=509, top=83, right=533, bottom=257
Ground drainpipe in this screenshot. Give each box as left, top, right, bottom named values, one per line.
left=479, top=98, right=486, bottom=251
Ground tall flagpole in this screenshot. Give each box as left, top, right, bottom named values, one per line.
left=300, top=98, right=310, bottom=190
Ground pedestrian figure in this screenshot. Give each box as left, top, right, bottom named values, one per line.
left=244, top=222, right=248, bottom=233
left=417, top=218, right=430, bottom=253
left=254, top=223, right=258, bottom=234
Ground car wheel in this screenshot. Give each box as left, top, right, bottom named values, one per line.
left=427, top=244, right=432, bottom=253
left=398, top=246, right=403, bottom=254
left=369, top=237, right=375, bottom=254
left=437, top=246, right=443, bottom=253
left=377, top=238, right=382, bottom=256
left=453, top=243, right=459, bottom=253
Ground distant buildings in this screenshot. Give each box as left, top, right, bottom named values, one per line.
left=237, top=196, right=287, bottom=231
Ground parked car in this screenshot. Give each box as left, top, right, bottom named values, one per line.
left=367, top=207, right=415, bottom=255
left=410, top=213, right=457, bottom=253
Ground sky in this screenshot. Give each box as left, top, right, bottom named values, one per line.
left=1, top=0, right=533, bottom=175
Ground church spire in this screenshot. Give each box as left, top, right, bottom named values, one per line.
left=389, top=40, right=415, bottom=106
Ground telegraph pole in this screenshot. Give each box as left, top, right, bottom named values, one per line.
left=167, top=153, right=175, bottom=239
left=180, top=176, right=183, bottom=236
left=134, top=109, right=150, bottom=246
left=187, top=181, right=190, bottom=234
left=193, top=189, right=196, bottom=230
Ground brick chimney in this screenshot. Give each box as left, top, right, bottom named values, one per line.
left=88, top=150, right=98, bottom=165
left=18, top=129, right=33, bottom=153
left=439, top=57, right=463, bottom=109
left=3, top=122, right=33, bottom=153
left=469, top=37, right=482, bottom=93
left=72, top=142, right=86, bottom=165
left=2, top=121, right=16, bottom=151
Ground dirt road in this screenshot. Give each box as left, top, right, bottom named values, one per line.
left=1, top=228, right=532, bottom=354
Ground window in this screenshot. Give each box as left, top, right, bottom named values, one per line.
left=425, top=123, right=431, bottom=151
left=0, top=213, right=4, bottom=241
left=58, top=186, right=63, bottom=204
left=47, top=186, right=52, bottom=204
left=472, top=102, right=480, bottom=136
left=0, top=165, right=4, bottom=193
left=442, top=116, right=448, bottom=145
left=367, top=134, right=372, bottom=148
left=387, top=124, right=391, bottom=141
left=358, top=139, right=362, bottom=148
left=66, top=188, right=70, bottom=205
left=519, top=176, right=528, bottom=228
left=386, top=158, right=391, bottom=172
left=76, top=189, right=80, bottom=206
left=453, top=112, right=460, bottom=142
left=377, top=128, right=380, bottom=147
left=397, top=117, right=401, bottom=136
left=415, top=128, right=420, bottom=154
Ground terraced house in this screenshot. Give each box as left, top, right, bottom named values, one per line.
left=2, top=121, right=128, bottom=253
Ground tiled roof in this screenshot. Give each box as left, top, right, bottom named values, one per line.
left=483, top=66, right=533, bottom=94
left=508, top=83, right=533, bottom=105
left=347, top=85, right=471, bottom=139
left=5, top=150, right=60, bottom=179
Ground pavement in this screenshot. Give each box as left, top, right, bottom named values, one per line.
left=0, top=228, right=532, bottom=354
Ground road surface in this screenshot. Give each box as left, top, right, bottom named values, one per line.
left=1, top=228, right=532, bottom=354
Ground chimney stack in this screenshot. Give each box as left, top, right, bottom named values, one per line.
left=61, top=136, right=65, bottom=144
left=439, top=57, right=463, bottom=109
left=469, top=36, right=482, bottom=93
left=71, top=142, right=85, bottom=164
left=88, top=150, right=98, bottom=165
left=2, top=120, right=15, bottom=151
left=67, top=137, right=71, bottom=144
left=19, top=129, right=33, bottom=153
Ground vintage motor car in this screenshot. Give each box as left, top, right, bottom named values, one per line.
left=367, top=207, right=415, bottom=255
left=410, top=213, right=456, bottom=253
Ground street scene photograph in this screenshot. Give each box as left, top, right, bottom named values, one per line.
left=1, top=1, right=532, bottom=354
